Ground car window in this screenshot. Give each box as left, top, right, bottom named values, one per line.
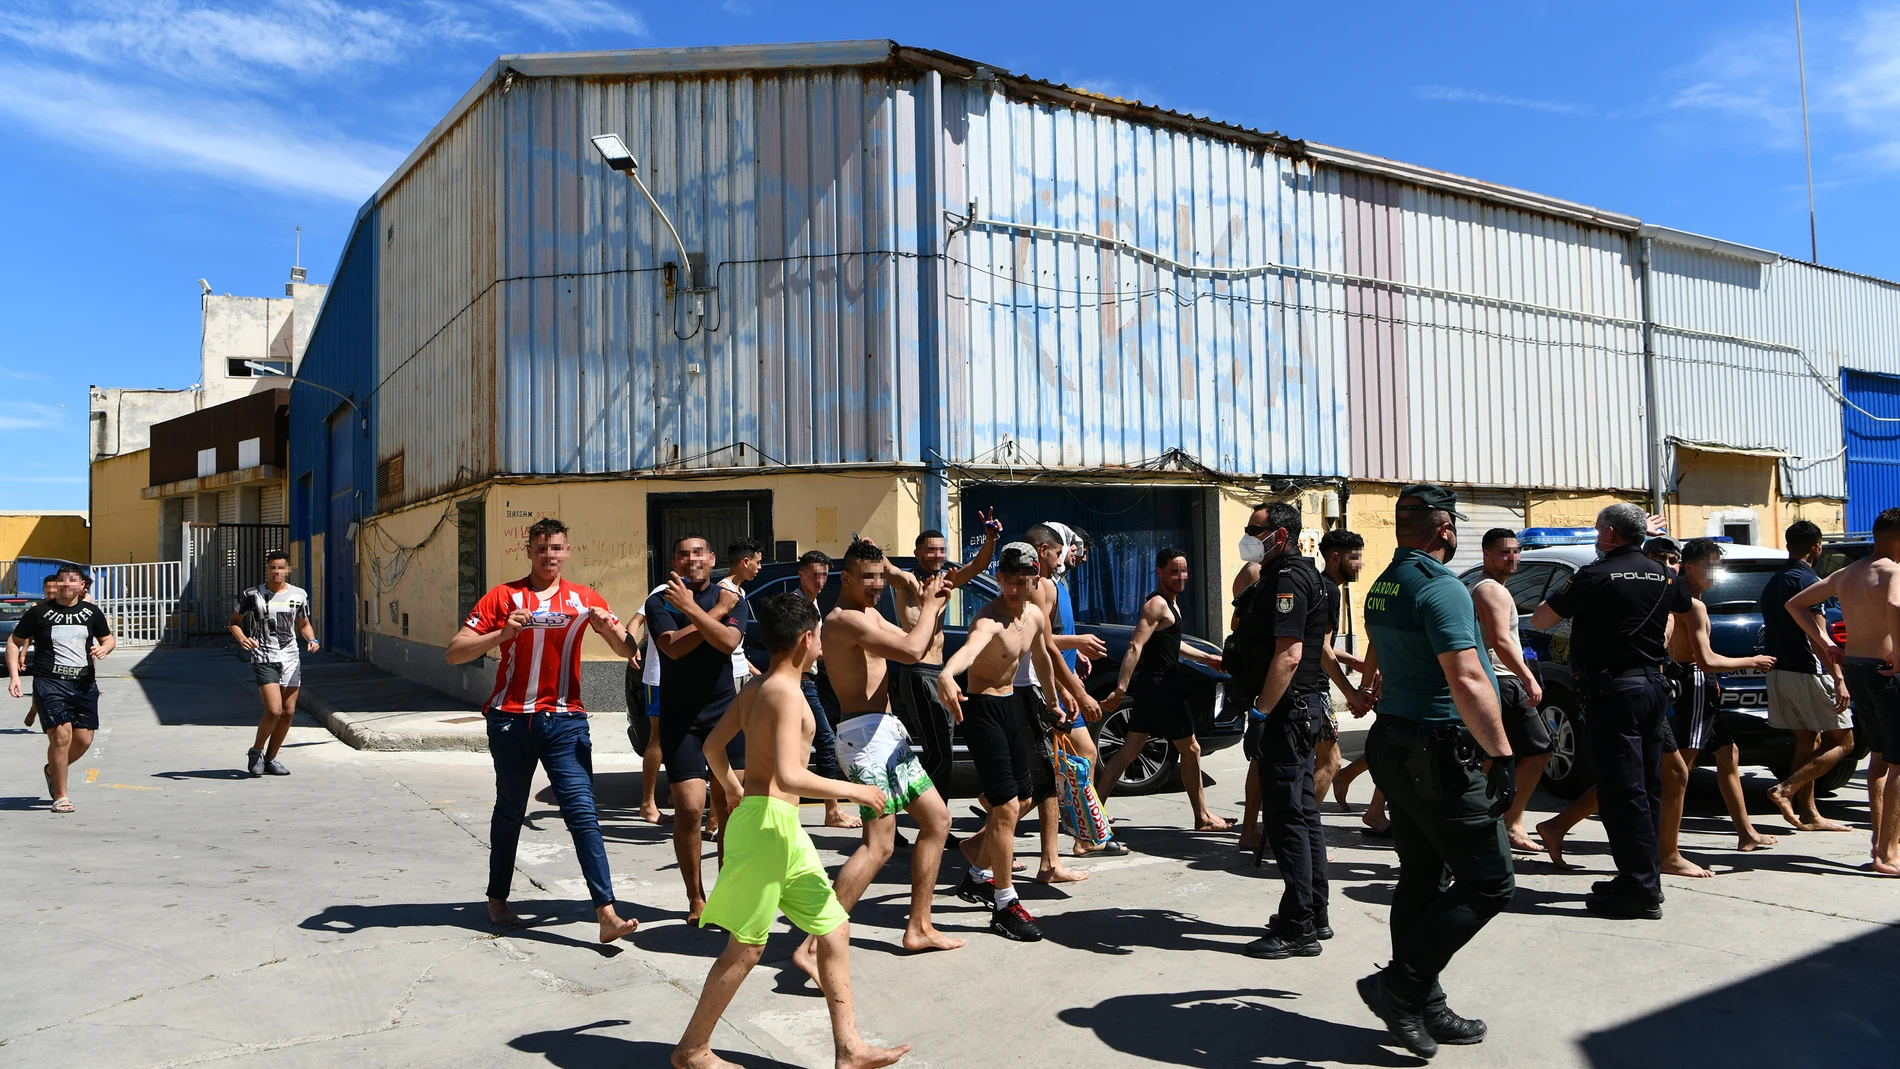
left=1703, top=562, right=1784, bottom=612
left=0, top=600, right=30, bottom=622
left=956, top=577, right=1001, bottom=627
left=1504, top=564, right=1558, bottom=615
left=1816, top=543, right=1872, bottom=579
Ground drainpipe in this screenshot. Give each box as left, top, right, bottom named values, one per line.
left=1638, top=235, right=1667, bottom=515
left=918, top=69, right=951, bottom=533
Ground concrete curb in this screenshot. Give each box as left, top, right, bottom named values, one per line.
left=297, top=687, right=492, bottom=752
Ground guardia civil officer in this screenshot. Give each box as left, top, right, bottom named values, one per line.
left=1530, top=502, right=1686, bottom=920
left=1356, top=485, right=1516, bottom=1058
left=1228, top=500, right=1332, bottom=960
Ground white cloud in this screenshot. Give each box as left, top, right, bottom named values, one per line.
left=1833, top=7, right=1900, bottom=168
left=502, top=0, right=645, bottom=37
left=0, top=402, right=67, bottom=431
left=1415, top=85, right=1586, bottom=116
left=0, top=64, right=403, bottom=201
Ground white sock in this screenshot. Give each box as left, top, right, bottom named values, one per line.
left=970, top=867, right=994, bottom=883
left=994, top=885, right=1019, bottom=910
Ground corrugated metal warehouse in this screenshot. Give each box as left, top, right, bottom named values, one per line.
left=288, top=40, right=1900, bottom=703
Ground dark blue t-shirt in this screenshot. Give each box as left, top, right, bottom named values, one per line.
left=1758, top=560, right=1822, bottom=675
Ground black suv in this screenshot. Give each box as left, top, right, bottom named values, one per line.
left=630, top=558, right=1239, bottom=794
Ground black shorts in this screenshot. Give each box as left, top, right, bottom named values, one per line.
left=963, top=693, right=1033, bottom=803
left=1496, top=674, right=1553, bottom=758
left=1843, top=657, right=1900, bottom=762
left=1666, top=661, right=1727, bottom=753
left=1128, top=685, right=1195, bottom=742
left=34, top=676, right=100, bottom=732
left=1013, top=687, right=1059, bottom=803
left=659, top=708, right=745, bottom=784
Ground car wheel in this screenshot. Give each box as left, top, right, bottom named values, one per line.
left=1540, top=690, right=1594, bottom=799
left=1095, top=703, right=1178, bottom=795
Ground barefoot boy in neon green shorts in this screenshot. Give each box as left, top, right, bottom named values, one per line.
left=674, top=593, right=910, bottom=1069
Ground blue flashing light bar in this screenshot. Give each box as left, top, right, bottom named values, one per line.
left=1517, top=527, right=1597, bottom=548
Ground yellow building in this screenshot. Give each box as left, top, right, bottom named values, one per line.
left=88, top=450, right=164, bottom=564
left=0, top=512, right=90, bottom=565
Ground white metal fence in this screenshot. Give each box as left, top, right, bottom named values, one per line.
left=91, top=562, right=184, bottom=645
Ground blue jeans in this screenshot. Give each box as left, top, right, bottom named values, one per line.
left=486, top=711, right=614, bottom=909
left=801, top=676, right=842, bottom=779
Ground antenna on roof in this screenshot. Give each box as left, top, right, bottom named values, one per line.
left=290, top=226, right=307, bottom=283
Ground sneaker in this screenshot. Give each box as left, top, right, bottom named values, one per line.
left=246, top=749, right=265, bottom=778
left=1243, top=932, right=1321, bottom=959
left=263, top=758, right=290, bottom=776
left=956, top=872, right=998, bottom=908
left=1356, top=972, right=1437, bottom=1058
left=990, top=903, right=1044, bottom=942
left=1425, top=1006, right=1488, bottom=1045
left=1584, top=892, right=1662, bottom=920
left=1593, top=878, right=1664, bottom=904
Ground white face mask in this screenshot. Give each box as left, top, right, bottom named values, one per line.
left=1238, top=534, right=1267, bottom=564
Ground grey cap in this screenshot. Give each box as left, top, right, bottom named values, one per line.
left=1644, top=536, right=1682, bottom=557
left=998, top=541, right=1040, bottom=573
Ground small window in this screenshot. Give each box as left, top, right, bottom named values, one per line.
left=1723, top=523, right=1753, bottom=545
left=376, top=452, right=404, bottom=501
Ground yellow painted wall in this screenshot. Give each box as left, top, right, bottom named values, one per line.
left=1525, top=491, right=1645, bottom=529
left=0, top=513, right=89, bottom=563
left=355, top=472, right=917, bottom=658
left=88, top=451, right=161, bottom=564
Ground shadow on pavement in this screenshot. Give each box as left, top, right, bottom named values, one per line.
left=0, top=795, right=47, bottom=810
left=300, top=900, right=625, bottom=956
left=1058, top=988, right=1426, bottom=1068
left=1578, top=924, right=1900, bottom=1067
left=509, top=1021, right=782, bottom=1068
left=152, top=768, right=251, bottom=780
left=1033, top=907, right=1260, bottom=956
left=121, top=646, right=273, bottom=727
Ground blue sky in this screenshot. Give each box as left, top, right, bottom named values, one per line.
left=3, top=0, right=1897, bottom=511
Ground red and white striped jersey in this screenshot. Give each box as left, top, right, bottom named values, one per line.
left=464, top=578, right=617, bottom=715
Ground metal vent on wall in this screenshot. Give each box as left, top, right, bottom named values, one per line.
left=376, top=452, right=404, bottom=501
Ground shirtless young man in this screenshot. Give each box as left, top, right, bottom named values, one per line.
left=885, top=513, right=1000, bottom=786
left=1470, top=530, right=1555, bottom=853
left=675, top=593, right=908, bottom=1069
left=788, top=541, right=961, bottom=979
left=938, top=543, right=1077, bottom=941
left=1018, top=521, right=1110, bottom=881
left=1659, top=539, right=1779, bottom=875
left=1786, top=506, right=1900, bottom=876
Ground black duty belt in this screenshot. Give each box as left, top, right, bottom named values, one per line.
left=1372, top=715, right=1461, bottom=737
left=1584, top=666, right=1661, bottom=680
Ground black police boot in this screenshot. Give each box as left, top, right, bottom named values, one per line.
left=1267, top=912, right=1333, bottom=940
left=1243, top=929, right=1321, bottom=959
left=1424, top=1005, right=1488, bottom=1045
left=1591, top=877, right=1665, bottom=903
left=1585, top=893, right=1663, bottom=920
left=1357, top=972, right=1437, bottom=1058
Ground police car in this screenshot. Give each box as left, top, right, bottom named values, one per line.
left=1463, top=529, right=1858, bottom=798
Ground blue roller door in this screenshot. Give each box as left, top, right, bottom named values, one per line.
left=1843, top=370, right=1900, bottom=533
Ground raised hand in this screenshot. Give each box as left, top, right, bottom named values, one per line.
left=502, top=607, right=534, bottom=639
left=977, top=507, right=1003, bottom=539
left=664, top=573, right=696, bottom=611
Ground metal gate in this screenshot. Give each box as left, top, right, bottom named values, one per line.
left=91, top=562, right=184, bottom=644
left=1843, top=369, right=1900, bottom=533
left=180, top=523, right=288, bottom=636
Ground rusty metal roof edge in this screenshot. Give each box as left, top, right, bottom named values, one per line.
left=1304, top=142, right=1642, bottom=232
left=500, top=39, right=898, bottom=77
left=356, top=58, right=508, bottom=226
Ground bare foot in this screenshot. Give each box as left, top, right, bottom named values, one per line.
left=1660, top=854, right=1714, bottom=878
left=791, top=937, right=819, bottom=985
left=687, top=897, right=707, bottom=924
left=958, top=837, right=983, bottom=868
left=488, top=899, right=524, bottom=927
left=1738, top=834, right=1779, bottom=852
left=901, top=928, right=966, bottom=953
left=1796, top=815, right=1853, bottom=833
left=1332, top=782, right=1353, bottom=813
left=672, top=1045, right=744, bottom=1069
left=824, top=804, right=863, bottom=830
left=1536, top=819, right=1573, bottom=869
left=1034, top=863, right=1089, bottom=884
left=1237, top=831, right=1262, bottom=853
left=1873, top=858, right=1900, bottom=876
left=1764, top=784, right=1804, bottom=828
left=1507, top=828, right=1541, bottom=853
left=1361, top=815, right=1390, bottom=836
left=598, top=911, right=640, bottom=942
left=1195, top=815, right=1235, bottom=832
left=838, top=1042, right=912, bottom=1069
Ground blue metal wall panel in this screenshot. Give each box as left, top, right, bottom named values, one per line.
left=1843, top=369, right=1900, bottom=531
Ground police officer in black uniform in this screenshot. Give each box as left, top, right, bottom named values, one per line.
left=1531, top=502, right=1686, bottom=920
left=1355, top=485, right=1517, bottom=1058
left=1228, top=501, right=1332, bottom=959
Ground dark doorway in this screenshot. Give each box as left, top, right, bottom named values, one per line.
left=325, top=408, right=356, bottom=656
left=959, top=483, right=1209, bottom=635
left=646, top=491, right=774, bottom=588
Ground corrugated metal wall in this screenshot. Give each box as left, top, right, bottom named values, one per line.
left=1340, top=172, right=1646, bottom=490
left=289, top=209, right=379, bottom=539
left=940, top=85, right=1348, bottom=477
left=1650, top=246, right=1900, bottom=500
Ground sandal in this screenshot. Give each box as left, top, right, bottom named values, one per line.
left=1080, top=840, right=1130, bottom=858
left=51, top=798, right=74, bottom=814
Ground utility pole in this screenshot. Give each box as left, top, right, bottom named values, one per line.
left=1795, top=0, right=1818, bottom=264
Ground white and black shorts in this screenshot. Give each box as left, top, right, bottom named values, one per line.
left=1664, top=661, right=1724, bottom=753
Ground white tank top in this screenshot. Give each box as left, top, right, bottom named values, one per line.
left=1472, top=576, right=1507, bottom=669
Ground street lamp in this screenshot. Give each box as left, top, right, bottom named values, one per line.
left=590, top=133, right=704, bottom=325
left=244, top=361, right=364, bottom=428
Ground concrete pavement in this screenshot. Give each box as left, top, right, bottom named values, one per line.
left=3, top=645, right=1897, bottom=1068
